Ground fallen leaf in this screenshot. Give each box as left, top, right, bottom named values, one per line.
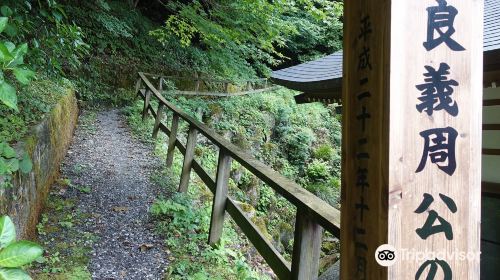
left=112, top=207, right=129, bottom=213
left=139, top=243, right=154, bottom=252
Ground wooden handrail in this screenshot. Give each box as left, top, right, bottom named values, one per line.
left=484, top=99, right=500, bottom=106
left=136, top=72, right=341, bottom=279
left=483, top=124, right=500, bottom=130
left=139, top=72, right=341, bottom=233
left=141, top=72, right=269, bottom=84
left=482, top=182, right=500, bottom=198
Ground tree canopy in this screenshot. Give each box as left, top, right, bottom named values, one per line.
left=151, top=0, right=343, bottom=80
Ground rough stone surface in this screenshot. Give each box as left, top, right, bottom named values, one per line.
left=0, top=89, right=78, bottom=239
left=56, top=109, right=167, bottom=279
left=319, top=261, right=340, bottom=280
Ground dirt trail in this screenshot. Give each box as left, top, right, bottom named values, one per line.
left=40, top=109, right=167, bottom=279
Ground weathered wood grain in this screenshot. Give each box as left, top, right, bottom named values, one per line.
left=291, top=209, right=323, bottom=280
left=142, top=90, right=151, bottom=121
left=341, top=1, right=483, bottom=280
left=226, top=198, right=292, bottom=279
left=166, top=114, right=179, bottom=168
left=208, top=149, right=232, bottom=245
left=388, top=1, right=483, bottom=279
left=178, top=125, right=198, bottom=193
left=152, top=104, right=164, bottom=139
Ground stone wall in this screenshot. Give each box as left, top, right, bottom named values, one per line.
left=0, top=89, right=78, bottom=239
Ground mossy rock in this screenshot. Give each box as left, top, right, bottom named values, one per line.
left=250, top=216, right=272, bottom=241
left=234, top=201, right=256, bottom=218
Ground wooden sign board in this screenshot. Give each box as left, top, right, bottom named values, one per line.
left=341, top=1, right=483, bottom=279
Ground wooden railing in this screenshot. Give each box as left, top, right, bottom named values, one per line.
left=141, top=73, right=276, bottom=97
left=135, top=72, right=341, bottom=279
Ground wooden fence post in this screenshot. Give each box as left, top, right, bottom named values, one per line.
left=291, top=209, right=323, bottom=280
left=194, top=72, right=200, bottom=92
left=135, top=78, right=142, bottom=98
left=142, top=90, right=151, bottom=121
left=166, top=113, right=179, bottom=168
left=152, top=103, right=164, bottom=139
left=208, top=149, right=232, bottom=245
left=178, top=125, right=198, bottom=192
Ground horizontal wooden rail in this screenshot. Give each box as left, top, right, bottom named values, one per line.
left=483, top=99, right=500, bottom=106
left=141, top=72, right=273, bottom=97
left=483, top=124, right=500, bottom=130
left=136, top=72, right=341, bottom=279
left=169, top=87, right=280, bottom=97
left=141, top=72, right=268, bottom=84
left=482, top=181, right=500, bottom=197
left=483, top=148, right=500, bottom=155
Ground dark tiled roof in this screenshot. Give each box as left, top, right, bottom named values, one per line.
left=272, top=51, right=343, bottom=83
left=485, top=0, right=500, bottom=52
left=273, top=1, right=500, bottom=86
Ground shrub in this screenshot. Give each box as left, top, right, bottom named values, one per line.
left=313, top=144, right=335, bottom=161
left=305, top=159, right=331, bottom=183
left=285, top=127, right=315, bottom=166
left=305, top=179, right=340, bottom=207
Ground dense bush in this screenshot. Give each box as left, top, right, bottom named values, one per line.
left=313, top=143, right=336, bottom=161
left=306, top=159, right=331, bottom=183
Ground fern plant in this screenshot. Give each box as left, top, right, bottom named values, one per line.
left=0, top=216, right=43, bottom=280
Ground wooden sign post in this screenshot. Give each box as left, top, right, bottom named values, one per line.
left=341, top=1, right=483, bottom=279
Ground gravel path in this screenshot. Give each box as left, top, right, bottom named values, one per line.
left=58, top=109, right=167, bottom=279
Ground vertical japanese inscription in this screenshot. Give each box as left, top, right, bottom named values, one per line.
left=412, top=0, right=466, bottom=279
left=352, top=14, right=373, bottom=280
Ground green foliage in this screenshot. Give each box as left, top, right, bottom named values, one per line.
left=128, top=88, right=342, bottom=269
left=305, top=159, right=331, bottom=183
left=31, top=190, right=95, bottom=279
left=0, top=142, right=32, bottom=188
left=305, top=178, right=340, bottom=207
left=151, top=0, right=343, bottom=81
left=150, top=193, right=268, bottom=279
left=313, top=144, right=335, bottom=161
left=281, top=0, right=343, bottom=62
left=0, top=216, right=43, bottom=280
left=94, top=12, right=133, bottom=38
left=0, top=217, right=15, bottom=249
left=159, top=88, right=341, bottom=207
left=284, top=126, right=315, bottom=166
left=0, top=13, right=34, bottom=111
